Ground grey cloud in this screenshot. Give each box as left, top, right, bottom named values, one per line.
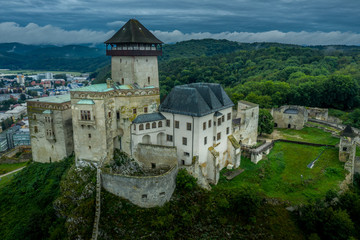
left=0, top=22, right=359, bottom=46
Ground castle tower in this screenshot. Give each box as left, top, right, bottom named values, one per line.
left=339, top=125, right=357, bottom=183
left=105, top=19, right=163, bottom=88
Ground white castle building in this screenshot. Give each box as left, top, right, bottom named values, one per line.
left=28, top=19, right=259, bottom=191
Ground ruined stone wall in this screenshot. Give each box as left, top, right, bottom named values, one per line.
left=134, top=143, right=177, bottom=169
left=307, top=107, right=328, bottom=121
left=101, top=164, right=178, bottom=208
left=236, top=101, right=259, bottom=146
left=272, top=105, right=308, bottom=130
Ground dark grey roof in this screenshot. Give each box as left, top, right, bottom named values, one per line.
left=341, top=125, right=356, bottom=138
left=284, top=109, right=299, bottom=114
left=132, top=113, right=166, bottom=124
left=159, top=83, right=234, bottom=117
left=105, top=19, right=163, bottom=44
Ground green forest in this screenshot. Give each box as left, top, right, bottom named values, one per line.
left=92, top=39, right=360, bottom=115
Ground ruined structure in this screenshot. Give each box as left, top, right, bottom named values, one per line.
left=271, top=105, right=308, bottom=130
left=27, top=95, right=73, bottom=163
left=307, top=107, right=328, bottom=121
left=339, top=125, right=357, bottom=183
left=234, top=100, right=259, bottom=146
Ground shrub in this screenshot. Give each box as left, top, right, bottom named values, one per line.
left=176, top=169, right=198, bottom=191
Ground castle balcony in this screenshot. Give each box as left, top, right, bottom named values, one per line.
left=78, top=119, right=96, bottom=126
left=106, top=49, right=162, bottom=56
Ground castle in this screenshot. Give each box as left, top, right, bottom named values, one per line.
left=27, top=19, right=259, bottom=206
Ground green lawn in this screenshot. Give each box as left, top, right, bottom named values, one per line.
left=0, top=162, right=27, bottom=175
left=216, top=142, right=345, bottom=204
left=275, top=126, right=340, bottom=145
left=0, top=174, right=14, bottom=188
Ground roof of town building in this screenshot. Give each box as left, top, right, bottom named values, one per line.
left=71, top=83, right=155, bottom=93
left=132, top=113, right=166, bottom=124
left=159, top=83, right=234, bottom=117
left=105, top=19, right=163, bottom=44
left=27, top=94, right=70, bottom=104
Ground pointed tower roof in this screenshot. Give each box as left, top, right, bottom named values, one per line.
left=105, top=19, right=163, bottom=44
left=341, top=125, right=356, bottom=138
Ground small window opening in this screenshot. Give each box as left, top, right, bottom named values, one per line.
left=151, top=163, right=156, bottom=169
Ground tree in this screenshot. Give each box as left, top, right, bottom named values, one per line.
left=20, top=93, right=26, bottom=101
left=258, top=109, right=274, bottom=135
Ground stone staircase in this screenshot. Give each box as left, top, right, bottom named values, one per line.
left=91, top=166, right=102, bottom=240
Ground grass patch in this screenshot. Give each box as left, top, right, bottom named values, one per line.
left=216, top=142, right=345, bottom=204
left=275, top=126, right=340, bottom=145
left=0, top=162, right=28, bottom=175
left=0, top=174, right=14, bottom=188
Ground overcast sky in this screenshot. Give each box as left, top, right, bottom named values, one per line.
left=0, top=0, right=359, bottom=45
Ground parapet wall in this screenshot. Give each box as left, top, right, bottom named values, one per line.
left=101, top=164, right=178, bottom=208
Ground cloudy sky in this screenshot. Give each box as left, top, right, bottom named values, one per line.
left=0, top=0, right=359, bottom=45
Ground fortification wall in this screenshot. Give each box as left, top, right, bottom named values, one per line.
left=101, top=164, right=178, bottom=208
left=134, top=143, right=177, bottom=169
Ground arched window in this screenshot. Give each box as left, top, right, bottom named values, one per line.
left=146, top=123, right=150, bottom=129
left=158, top=121, right=162, bottom=127
left=34, top=126, right=38, bottom=133
left=139, top=124, right=144, bottom=130
left=33, top=114, right=36, bottom=120
left=152, top=122, right=156, bottom=128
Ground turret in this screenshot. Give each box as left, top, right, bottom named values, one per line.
left=105, top=19, right=163, bottom=87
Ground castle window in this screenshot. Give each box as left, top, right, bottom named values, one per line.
left=166, top=120, right=170, bottom=127
left=159, top=192, right=165, bottom=197
left=175, top=121, right=179, bottom=129
left=222, top=116, right=225, bottom=122
left=89, top=146, right=91, bottom=150
left=146, top=123, right=150, bottom=129
left=148, top=77, right=150, bottom=84
left=217, top=132, right=221, bottom=140
left=184, top=152, right=190, bottom=157
left=226, top=127, right=229, bottom=135
left=158, top=121, right=162, bottom=127
left=89, top=134, right=91, bottom=138
left=133, top=108, right=137, bottom=114
left=144, top=107, right=148, bottom=113
left=121, top=78, right=124, bottom=85
left=167, top=134, right=173, bottom=142
left=182, top=137, right=187, bottom=146
left=343, top=147, right=347, bottom=151
left=203, top=122, right=206, bottom=130
left=252, top=111, right=254, bottom=117
left=108, top=112, right=111, bottom=118
left=120, top=58, right=122, bottom=63
left=133, top=125, right=136, bottom=130
left=152, top=122, right=156, bottom=128
left=80, top=110, right=91, bottom=121
left=34, top=126, right=38, bottom=133
left=187, top=122, right=191, bottom=131
left=208, top=120, right=212, bottom=128
left=146, top=59, right=148, bottom=62
left=139, top=124, right=144, bottom=130
left=204, top=137, right=207, bottom=145
left=227, top=113, right=231, bottom=120
left=151, top=163, right=156, bottom=169
left=117, top=111, right=120, bottom=120
left=142, top=194, right=147, bottom=200
left=217, top=118, right=222, bottom=126
left=33, top=114, right=36, bottom=120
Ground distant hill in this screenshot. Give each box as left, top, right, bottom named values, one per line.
left=0, top=43, right=109, bottom=72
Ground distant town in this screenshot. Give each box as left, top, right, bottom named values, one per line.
left=0, top=70, right=90, bottom=153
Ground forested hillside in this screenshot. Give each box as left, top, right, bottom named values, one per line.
left=92, top=39, right=360, bottom=112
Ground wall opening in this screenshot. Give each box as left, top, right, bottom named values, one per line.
left=142, top=135, right=151, bottom=144
left=288, top=124, right=291, bottom=129
left=151, top=163, right=156, bottom=169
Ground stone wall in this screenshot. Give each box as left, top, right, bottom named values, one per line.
left=134, top=143, right=177, bottom=169
left=101, top=164, right=178, bottom=208
left=271, top=105, right=308, bottom=130
left=307, top=107, right=328, bottom=121
left=235, top=100, right=259, bottom=146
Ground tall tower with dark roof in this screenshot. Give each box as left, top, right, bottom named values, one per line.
left=105, top=19, right=163, bottom=88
